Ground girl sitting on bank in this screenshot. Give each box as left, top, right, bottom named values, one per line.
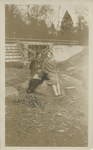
left=26, top=51, right=48, bottom=93
left=42, top=50, right=62, bottom=97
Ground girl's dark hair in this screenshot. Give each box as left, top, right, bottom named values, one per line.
left=36, top=50, right=42, bottom=56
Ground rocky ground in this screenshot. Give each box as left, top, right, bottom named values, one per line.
left=5, top=48, right=88, bottom=147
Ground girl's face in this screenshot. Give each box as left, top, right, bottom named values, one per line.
left=47, top=52, right=52, bottom=58
left=37, top=53, right=42, bottom=59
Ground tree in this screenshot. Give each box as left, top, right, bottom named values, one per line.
left=75, top=16, right=89, bottom=45
left=37, top=20, right=49, bottom=39
left=26, top=4, right=54, bottom=38
left=48, top=23, right=57, bottom=39
left=74, top=5, right=89, bottom=45
left=5, top=4, right=25, bottom=38
left=60, top=11, right=74, bottom=40
left=5, top=4, right=17, bottom=37
left=13, top=14, right=26, bottom=38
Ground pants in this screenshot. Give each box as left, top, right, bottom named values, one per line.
left=28, top=79, right=42, bottom=92
left=27, top=71, right=48, bottom=93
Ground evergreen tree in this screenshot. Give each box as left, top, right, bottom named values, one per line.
left=48, top=23, right=57, bottom=39
left=60, top=11, right=74, bottom=40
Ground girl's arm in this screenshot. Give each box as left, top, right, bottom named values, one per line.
left=42, top=60, right=49, bottom=74
left=30, top=61, right=35, bottom=71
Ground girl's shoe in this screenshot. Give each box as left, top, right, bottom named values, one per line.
left=55, top=93, right=59, bottom=97
left=54, top=94, right=59, bottom=99
left=58, top=95, right=65, bottom=100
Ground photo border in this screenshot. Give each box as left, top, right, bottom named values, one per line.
left=0, top=0, right=93, bottom=149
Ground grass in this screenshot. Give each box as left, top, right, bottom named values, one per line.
left=5, top=65, right=88, bottom=146
left=5, top=62, right=25, bottom=69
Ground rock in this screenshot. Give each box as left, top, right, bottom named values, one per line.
left=65, top=87, right=77, bottom=98
left=19, top=79, right=29, bottom=90
left=36, top=80, right=48, bottom=93
left=36, top=80, right=65, bottom=97
left=5, top=87, right=19, bottom=101
left=19, top=74, right=82, bottom=97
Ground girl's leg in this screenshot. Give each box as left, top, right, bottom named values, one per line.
left=52, top=84, right=59, bottom=96
left=57, top=82, right=61, bottom=95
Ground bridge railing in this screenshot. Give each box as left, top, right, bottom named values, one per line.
left=5, top=38, right=79, bottom=64
left=5, top=38, right=78, bottom=45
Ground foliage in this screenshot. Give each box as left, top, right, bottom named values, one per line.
left=60, top=11, right=73, bottom=32
left=5, top=4, right=89, bottom=45
left=60, top=11, right=74, bottom=40
left=74, top=5, right=89, bottom=45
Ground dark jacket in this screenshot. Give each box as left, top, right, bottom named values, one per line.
left=30, top=58, right=42, bottom=77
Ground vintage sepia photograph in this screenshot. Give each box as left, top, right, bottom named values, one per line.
left=3, top=1, right=90, bottom=147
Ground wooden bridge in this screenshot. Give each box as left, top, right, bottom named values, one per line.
left=5, top=38, right=78, bottom=64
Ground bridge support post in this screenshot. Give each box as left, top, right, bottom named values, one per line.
left=24, top=43, right=28, bottom=63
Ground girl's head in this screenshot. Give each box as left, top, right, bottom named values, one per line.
left=36, top=51, right=42, bottom=59
left=47, top=51, right=53, bottom=59
left=37, top=52, right=42, bottom=59
left=50, top=44, right=54, bottom=49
